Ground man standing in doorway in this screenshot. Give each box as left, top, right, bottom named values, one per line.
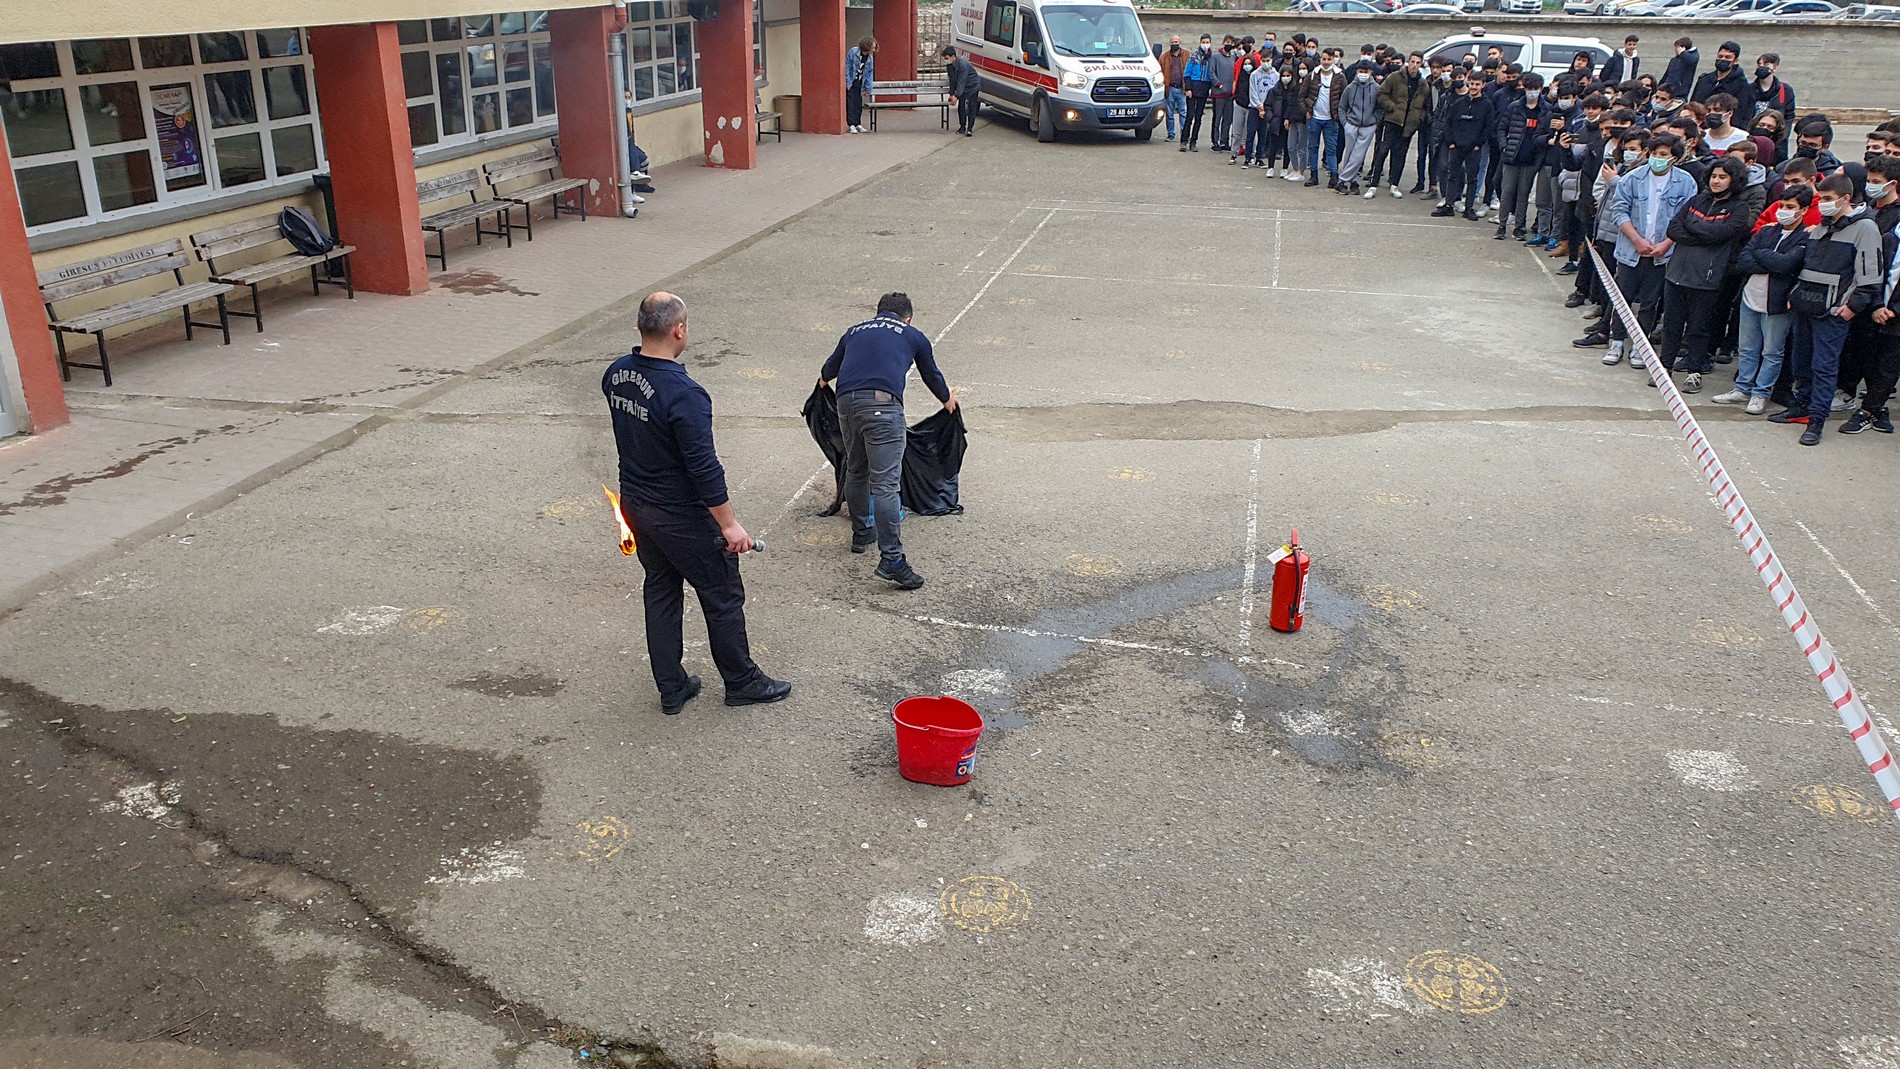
left=818, top=293, right=959, bottom=590
left=602, top=292, right=791, bottom=714
left=944, top=46, right=981, bottom=136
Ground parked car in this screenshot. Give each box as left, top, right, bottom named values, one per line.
left=1562, top=0, right=1597, bottom=13
left=1497, top=0, right=1544, bottom=12
left=1826, top=2, right=1900, bottom=15
left=1681, top=0, right=1782, bottom=15
left=1422, top=33, right=1610, bottom=82
left=1286, top=0, right=1384, bottom=11
left=1396, top=3, right=1467, bottom=12
left=1732, top=0, right=1838, bottom=17
left=1621, top=0, right=1697, bottom=14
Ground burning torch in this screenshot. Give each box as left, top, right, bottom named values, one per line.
left=602, top=484, right=764, bottom=555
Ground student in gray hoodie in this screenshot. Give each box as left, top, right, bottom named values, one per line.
left=1334, top=61, right=1383, bottom=196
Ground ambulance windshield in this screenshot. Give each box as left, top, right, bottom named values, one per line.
left=1041, top=5, right=1148, bottom=58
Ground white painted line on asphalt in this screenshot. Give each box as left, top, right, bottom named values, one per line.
left=424, top=843, right=527, bottom=886
left=1665, top=748, right=1757, bottom=792
left=978, top=269, right=1517, bottom=305
left=316, top=606, right=406, bottom=635
left=1034, top=199, right=1467, bottom=228
left=1231, top=438, right=1266, bottom=734
left=897, top=611, right=1322, bottom=672
left=1567, top=693, right=1823, bottom=730
left=757, top=463, right=830, bottom=539
left=1271, top=210, right=1284, bottom=289
left=960, top=204, right=1034, bottom=274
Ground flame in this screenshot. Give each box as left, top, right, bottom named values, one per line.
left=601, top=484, right=636, bottom=555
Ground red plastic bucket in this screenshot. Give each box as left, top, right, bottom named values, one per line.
left=892, top=696, right=985, bottom=786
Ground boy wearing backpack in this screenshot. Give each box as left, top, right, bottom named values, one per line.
left=1771, top=173, right=1887, bottom=444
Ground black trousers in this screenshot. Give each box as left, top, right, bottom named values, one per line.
left=956, top=92, right=980, bottom=131
left=846, top=84, right=864, bottom=127
left=1860, top=333, right=1900, bottom=413
left=1184, top=90, right=1209, bottom=145
left=629, top=500, right=763, bottom=702
left=1609, top=258, right=1666, bottom=342
left=1658, top=281, right=1724, bottom=373
left=1440, top=144, right=1481, bottom=208
left=1210, top=95, right=1233, bottom=148
left=1414, top=123, right=1432, bottom=188
left=1370, top=122, right=1414, bottom=188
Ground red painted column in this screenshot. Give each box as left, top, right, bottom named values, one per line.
left=0, top=145, right=67, bottom=432
left=873, top=0, right=919, bottom=83
left=800, top=0, right=847, bottom=134
left=698, top=0, right=758, bottom=169
left=550, top=6, right=627, bottom=218
left=309, top=22, right=429, bottom=295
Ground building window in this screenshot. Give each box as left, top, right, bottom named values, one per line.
left=0, top=35, right=322, bottom=233
left=620, top=1, right=765, bottom=106
left=398, top=12, right=556, bottom=150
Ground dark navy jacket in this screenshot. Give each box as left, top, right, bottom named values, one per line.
left=820, top=313, right=951, bottom=402
left=602, top=349, right=729, bottom=511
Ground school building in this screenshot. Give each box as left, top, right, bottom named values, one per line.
left=0, top=0, right=919, bottom=437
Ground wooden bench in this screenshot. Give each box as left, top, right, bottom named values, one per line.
left=482, top=147, right=587, bottom=243
left=38, top=239, right=234, bottom=386
left=190, top=214, right=355, bottom=333
left=865, top=78, right=953, bottom=132
left=756, top=92, right=782, bottom=143
left=417, top=169, right=513, bottom=271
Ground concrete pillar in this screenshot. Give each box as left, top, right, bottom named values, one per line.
left=309, top=22, right=429, bottom=295
left=799, top=0, right=847, bottom=134
left=698, top=0, right=758, bottom=169
left=873, top=0, right=919, bottom=84
left=550, top=6, right=627, bottom=218
left=0, top=146, right=67, bottom=432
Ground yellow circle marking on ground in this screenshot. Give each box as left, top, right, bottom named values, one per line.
left=940, top=876, right=1032, bottom=933
left=736, top=367, right=778, bottom=379
left=540, top=496, right=597, bottom=520
left=1109, top=467, right=1152, bottom=482
left=567, top=816, right=628, bottom=863
left=1634, top=514, right=1694, bottom=535
left=404, top=606, right=465, bottom=633
left=1365, top=491, right=1420, bottom=507
left=1791, top=783, right=1885, bottom=824
left=1065, top=554, right=1125, bottom=577
left=793, top=528, right=849, bottom=548
left=1693, top=620, right=1764, bottom=648
left=1404, top=951, right=1508, bottom=1015
left=1365, top=585, right=1423, bottom=613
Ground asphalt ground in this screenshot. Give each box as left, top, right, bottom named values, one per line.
left=6, top=115, right=1900, bottom=1068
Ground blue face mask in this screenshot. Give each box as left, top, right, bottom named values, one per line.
left=1647, top=156, right=1672, bottom=175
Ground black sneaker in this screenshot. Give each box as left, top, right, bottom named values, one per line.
left=873, top=555, right=925, bottom=590
left=1431, top=205, right=1455, bottom=217
left=1408, top=184, right=1427, bottom=195
left=1463, top=209, right=1481, bottom=221
left=1876, top=408, right=1894, bottom=433
left=725, top=676, right=792, bottom=707
left=850, top=529, right=877, bottom=554
left=1304, top=175, right=1320, bottom=187
left=1513, top=228, right=1527, bottom=240
left=1767, top=408, right=1810, bottom=425
left=1564, top=292, right=1587, bottom=308
left=1557, top=261, right=1579, bottom=274
left=1800, top=422, right=1824, bottom=446
left=661, top=675, right=702, bottom=715
left=1713, top=349, right=1734, bottom=365
left=1840, top=409, right=1875, bottom=434
left=1572, top=332, right=1609, bottom=348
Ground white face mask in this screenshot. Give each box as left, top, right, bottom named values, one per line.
left=1356, top=71, right=1371, bottom=83
left=1869, top=181, right=1894, bottom=200
left=1558, top=98, right=1575, bottom=109
left=1818, top=199, right=1843, bottom=218
left=1776, top=208, right=1801, bottom=226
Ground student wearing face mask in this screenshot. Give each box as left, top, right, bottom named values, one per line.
left=1333, top=62, right=1381, bottom=197
left=1412, top=59, right=1452, bottom=197
left=1529, top=85, right=1581, bottom=251
left=1717, top=188, right=1812, bottom=415
left=1246, top=56, right=1281, bottom=170
left=1658, top=156, right=1751, bottom=394
left=1494, top=73, right=1552, bottom=242
left=1367, top=52, right=1428, bottom=200
left=1762, top=158, right=1821, bottom=228
left=1844, top=206, right=1900, bottom=434
left=1595, top=133, right=1698, bottom=370
left=1643, top=87, right=1682, bottom=130
left=1280, top=61, right=1310, bottom=183
left=1301, top=50, right=1346, bottom=188
left=1159, top=36, right=1188, bottom=142
left=1749, top=54, right=1795, bottom=152
left=1700, top=95, right=1748, bottom=157
left=1433, top=76, right=1493, bottom=221
left=1180, top=36, right=1213, bottom=152
left=1209, top=36, right=1239, bottom=153
left=1690, top=42, right=1747, bottom=106
left=1576, top=130, right=1653, bottom=353
left=1565, top=108, right=1630, bottom=302
left=1772, top=174, right=1886, bottom=443
left=1747, top=110, right=1784, bottom=169
left=1786, top=120, right=1842, bottom=179
left=1230, top=45, right=1262, bottom=167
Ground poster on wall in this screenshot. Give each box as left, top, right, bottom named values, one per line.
left=151, top=83, right=205, bottom=189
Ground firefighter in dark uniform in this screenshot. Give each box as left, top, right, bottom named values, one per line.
left=602, top=292, right=790, bottom=714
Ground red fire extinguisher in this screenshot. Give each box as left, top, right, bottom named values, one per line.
left=1268, top=529, right=1311, bottom=634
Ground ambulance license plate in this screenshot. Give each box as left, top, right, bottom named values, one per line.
left=1106, top=107, right=1139, bottom=118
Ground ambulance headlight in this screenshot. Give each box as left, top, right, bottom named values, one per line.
left=1150, top=70, right=1165, bottom=89
left=1060, top=69, right=1088, bottom=90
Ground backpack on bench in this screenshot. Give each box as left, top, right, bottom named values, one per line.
left=278, top=206, right=337, bottom=257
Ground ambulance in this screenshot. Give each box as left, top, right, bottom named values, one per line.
left=952, top=0, right=1166, bottom=142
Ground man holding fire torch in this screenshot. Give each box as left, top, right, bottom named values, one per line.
left=602, top=292, right=791, bottom=715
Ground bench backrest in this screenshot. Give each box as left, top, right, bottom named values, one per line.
left=869, top=79, right=950, bottom=92
left=39, top=239, right=191, bottom=305
left=417, top=169, right=483, bottom=207
left=190, top=214, right=293, bottom=267
left=483, top=148, right=562, bottom=189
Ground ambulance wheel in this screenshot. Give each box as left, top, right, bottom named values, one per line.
left=1035, top=98, right=1057, bottom=143
left=1132, top=126, right=1153, bottom=142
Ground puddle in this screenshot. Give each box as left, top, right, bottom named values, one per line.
left=450, top=669, right=566, bottom=699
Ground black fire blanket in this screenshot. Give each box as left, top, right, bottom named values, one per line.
left=800, top=384, right=966, bottom=517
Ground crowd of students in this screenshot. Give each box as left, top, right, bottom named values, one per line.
left=1160, top=31, right=1900, bottom=445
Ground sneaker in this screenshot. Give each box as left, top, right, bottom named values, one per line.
left=1179, top=142, right=1189, bottom=152
left=1229, top=155, right=1239, bottom=165
left=1832, top=390, right=1858, bottom=413
left=1800, top=423, right=1824, bottom=446
left=1745, top=396, right=1768, bottom=415
left=850, top=529, right=878, bottom=554
left=1573, top=331, right=1609, bottom=348
left=1239, top=160, right=1250, bottom=169
left=1431, top=204, right=1455, bottom=217
left=1187, top=142, right=1197, bottom=151
left=1363, top=185, right=1377, bottom=199
left=629, top=170, right=650, bottom=181
left=1267, top=165, right=1279, bottom=176
left=1683, top=372, right=1702, bottom=394
left=1710, top=390, right=1747, bottom=405
left=725, top=676, right=792, bottom=707
left=1489, top=196, right=1501, bottom=210
left=629, top=193, right=646, bottom=204
left=1391, top=185, right=1403, bottom=198
left=1463, top=209, right=1482, bottom=221
left=1410, top=184, right=1427, bottom=195
left=1166, top=133, right=1176, bottom=141
left=1601, top=340, right=1625, bottom=364
left=1841, top=409, right=1875, bottom=434
left=1494, top=227, right=1509, bottom=240
left=1558, top=262, right=1579, bottom=274
left=1878, top=408, right=1896, bottom=433
left=874, top=555, right=926, bottom=590
left=1767, top=408, right=1810, bottom=425
left=1523, top=234, right=1545, bottom=246
left=1564, top=292, right=1587, bottom=308
left=1471, top=204, right=1489, bottom=220
left=1713, top=349, right=1734, bottom=365
left=661, top=675, right=702, bottom=716
left=1513, top=229, right=1527, bottom=240
left=1629, top=350, right=1643, bottom=369
left=1285, top=170, right=1304, bottom=182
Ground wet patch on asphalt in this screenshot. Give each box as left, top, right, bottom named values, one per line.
left=450, top=669, right=566, bottom=699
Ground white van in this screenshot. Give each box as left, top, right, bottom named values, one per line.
left=952, top=0, right=1166, bottom=142
left=1423, top=32, right=1610, bottom=84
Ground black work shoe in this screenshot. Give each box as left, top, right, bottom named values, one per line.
left=850, top=530, right=877, bottom=554
left=1463, top=209, right=1481, bottom=221
left=1430, top=205, right=1455, bottom=217
left=661, top=675, right=702, bottom=715
left=1564, top=292, right=1587, bottom=308
left=1408, top=184, right=1427, bottom=195
left=1494, top=227, right=1508, bottom=240
left=1876, top=408, right=1894, bottom=433
left=1572, top=332, right=1609, bottom=348
left=1304, top=175, right=1320, bottom=187
left=1800, top=422, right=1824, bottom=446
left=725, top=676, right=792, bottom=707
left=874, top=555, right=926, bottom=590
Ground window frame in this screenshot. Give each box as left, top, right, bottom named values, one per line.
left=984, top=1, right=1018, bottom=47
left=1, top=34, right=324, bottom=236
left=398, top=12, right=557, bottom=152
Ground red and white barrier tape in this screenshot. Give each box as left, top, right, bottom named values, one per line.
left=1586, top=242, right=1900, bottom=819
